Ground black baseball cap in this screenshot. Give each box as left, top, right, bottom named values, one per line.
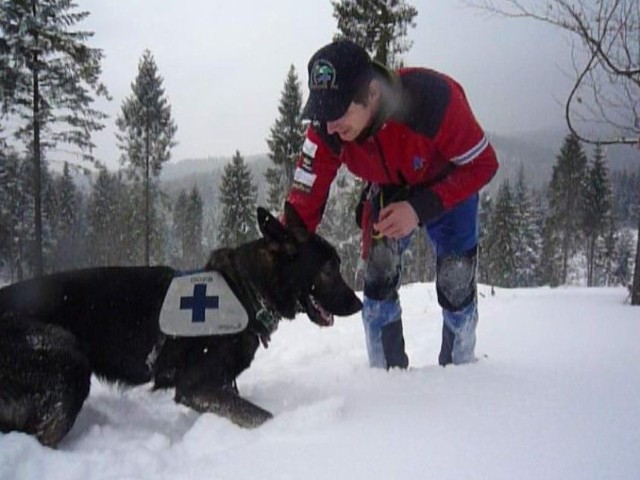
left=301, top=40, right=374, bottom=122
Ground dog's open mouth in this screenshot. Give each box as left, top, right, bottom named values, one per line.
left=300, top=292, right=334, bottom=327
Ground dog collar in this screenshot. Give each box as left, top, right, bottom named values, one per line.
left=145, top=271, right=281, bottom=372
left=237, top=279, right=280, bottom=347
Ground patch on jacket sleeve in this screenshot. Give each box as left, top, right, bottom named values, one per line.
left=450, top=136, right=489, bottom=166
left=302, top=138, right=318, bottom=159
left=292, top=167, right=317, bottom=193
left=301, top=155, right=314, bottom=172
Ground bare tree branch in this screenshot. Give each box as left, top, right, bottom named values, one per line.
left=464, top=0, right=640, bottom=145
left=463, top=0, right=640, bottom=304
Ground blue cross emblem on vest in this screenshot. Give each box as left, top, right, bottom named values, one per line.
left=179, top=284, right=219, bottom=323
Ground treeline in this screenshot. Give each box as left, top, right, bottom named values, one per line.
left=2, top=1, right=637, bottom=291
left=480, top=136, right=638, bottom=289
left=3, top=128, right=636, bottom=291
left=0, top=146, right=263, bottom=280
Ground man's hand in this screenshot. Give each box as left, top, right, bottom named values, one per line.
left=373, top=201, right=419, bottom=239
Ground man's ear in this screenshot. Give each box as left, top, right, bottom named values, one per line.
left=257, top=207, right=289, bottom=242
left=368, top=78, right=382, bottom=106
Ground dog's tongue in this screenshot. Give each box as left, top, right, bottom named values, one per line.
left=318, top=309, right=334, bottom=327
left=309, top=295, right=334, bottom=327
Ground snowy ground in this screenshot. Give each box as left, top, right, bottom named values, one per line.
left=1, top=284, right=639, bottom=480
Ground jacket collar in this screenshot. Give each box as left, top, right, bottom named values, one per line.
left=356, top=62, right=402, bottom=141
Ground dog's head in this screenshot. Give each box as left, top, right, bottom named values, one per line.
left=256, top=203, right=362, bottom=326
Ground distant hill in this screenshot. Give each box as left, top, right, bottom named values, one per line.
left=160, top=156, right=229, bottom=182
left=488, top=128, right=639, bottom=192
left=160, top=154, right=272, bottom=218
left=136, top=127, right=638, bottom=202
left=62, top=126, right=640, bottom=198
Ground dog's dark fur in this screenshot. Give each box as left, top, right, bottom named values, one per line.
left=0, top=205, right=362, bottom=447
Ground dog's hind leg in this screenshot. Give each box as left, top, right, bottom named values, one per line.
left=0, top=318, right=92, bottom=447
left=176, top=386, right=273, bottom=428
left=0, top=380, right=35, bottom=435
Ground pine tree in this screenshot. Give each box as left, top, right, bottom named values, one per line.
left=512, top=165, right=542, bottom=287
left=318, top=171, right=364, bottom=288
left=118, top=178, right=150, bottom=266
left=633, top=212, right=640, bottom=305
left=266, top=65, right=304, bottom=213
left=612, top=228, right=635, bottom=287
left=539, top=213, right=563, bottom=287
left=477, top=191, right=493, bottom=285
left=116, top=49, right=177, bottom=265
left=601, top=219, right=617, bottom=286
left=0, top=123, right=6, bottom=150
left=86, top=168, right=157, bottom=267
left=87, top=167, right=112, bottom=266
left=47, top=162, right=84, bottom=271
left=86, top=167, right=123, bottom=266
left=628, top=167, right=640, bottom=304
left=264, top=166, right=282, bottom=212
left=0, top=0, right=109, bottom=275
left=332, top=0, right=418, bottom=66
left=0, top=149, right=32, bottom=280
left=174, top=186, right=204, bottom=268
left=187, top=186, right=204, bottom=264
left=611, top=168, right=639, bottom=228
left=172, top=189, right=188, bottom=262
left=581, top=144, right=613, bottom=286
left=218, top=151, right=258, bottom=248
left=545, top=133, right=588, bottom=284
left=485, top=179, right=518, bottom=287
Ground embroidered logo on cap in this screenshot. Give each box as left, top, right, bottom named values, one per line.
left=310, top=59, right=338, bottom=90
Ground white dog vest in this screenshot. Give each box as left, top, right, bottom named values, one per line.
left=159, top=271, right=249, bottom=337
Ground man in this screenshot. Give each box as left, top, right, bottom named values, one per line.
left=286, top=39, right=498, bottom=369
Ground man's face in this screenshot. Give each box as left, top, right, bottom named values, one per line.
left=325, top=89, right=377, bottom=142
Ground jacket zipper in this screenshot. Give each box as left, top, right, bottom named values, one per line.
left=373, top=137, right=394, bottom=183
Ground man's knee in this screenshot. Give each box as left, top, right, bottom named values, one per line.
left=364, top=239, right=402, bottom=301
left=436, top=247, right=477, bottom=311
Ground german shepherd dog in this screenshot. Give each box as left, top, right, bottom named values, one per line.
left=0, top=204, right=362, bottom=447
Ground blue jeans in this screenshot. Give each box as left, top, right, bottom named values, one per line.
left=362, top=194, right=479, bottom=368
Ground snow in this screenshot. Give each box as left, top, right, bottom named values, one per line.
left=1, top=284, right=639, bottom=480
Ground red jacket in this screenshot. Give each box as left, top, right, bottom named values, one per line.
left=287, top=67, right=499, bottom=232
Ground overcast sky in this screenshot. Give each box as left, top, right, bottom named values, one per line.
left=77, top=0, right=575, bottom=169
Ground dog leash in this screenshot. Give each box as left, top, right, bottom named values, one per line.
left=361, top=185, right=408, bottom=259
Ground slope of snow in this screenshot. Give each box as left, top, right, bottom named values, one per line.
left=1, top=285, right=639, bottom=480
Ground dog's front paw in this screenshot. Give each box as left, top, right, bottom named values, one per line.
left=177, top=388, right=273, bottom=428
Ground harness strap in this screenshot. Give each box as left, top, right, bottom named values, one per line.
left=226, top=267, right=280, bottom=347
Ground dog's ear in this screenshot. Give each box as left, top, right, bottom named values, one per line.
left=283, top=202, right=311, bottom=242
left=257, top=207, right=299, bottom=257
left=257, top=207, right=289, bottom=243
left=283, top=202, right=307, bottom=231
